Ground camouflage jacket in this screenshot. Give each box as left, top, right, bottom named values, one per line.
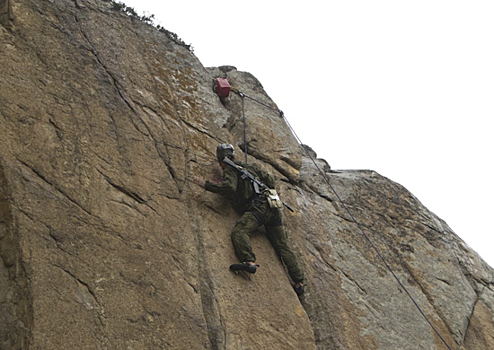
left=205, top=161, right=275, bottom=214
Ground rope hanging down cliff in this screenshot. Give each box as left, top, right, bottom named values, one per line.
left=229, top=88, right=454, bottom=350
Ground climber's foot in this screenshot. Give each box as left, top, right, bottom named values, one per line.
left=230, top=262, right=258, bottom=274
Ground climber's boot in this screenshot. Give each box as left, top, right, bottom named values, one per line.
left=230, top=262, right=258, bottom=274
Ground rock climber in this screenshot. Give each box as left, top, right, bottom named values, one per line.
left=196, top=143, right=305, bottom=296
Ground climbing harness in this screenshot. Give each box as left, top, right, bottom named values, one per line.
left=214, top=80, right=454, bottom=350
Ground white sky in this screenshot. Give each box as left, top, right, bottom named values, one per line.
left=122, top=0, right=494, bottom=268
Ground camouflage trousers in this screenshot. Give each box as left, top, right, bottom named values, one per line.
left=231, top=200, right=304, bottom=283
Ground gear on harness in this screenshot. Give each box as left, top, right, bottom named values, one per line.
left=265, top=189, right=283, bottom=209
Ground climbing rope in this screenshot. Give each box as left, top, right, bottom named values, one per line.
left=231, top=87, right=280, bottom=113
left=239, top=92, right=248, bottom=163
left=231, top=87, right=278, bottom=164
left=232, top=89, right=454, bottom=350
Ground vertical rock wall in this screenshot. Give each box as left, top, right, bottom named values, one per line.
left=1, top=0, right=493, bottom=349
left=0, top=0, right=13, bottom=30
left=0, top=159, right=32, bottom=350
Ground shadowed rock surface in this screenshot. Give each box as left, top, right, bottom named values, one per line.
left=1, top=0, right=493, bottom=349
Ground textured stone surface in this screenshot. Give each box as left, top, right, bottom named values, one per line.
left=0, top=0, right=13, bottom=30
left=1, top=0, right=493, bottom=349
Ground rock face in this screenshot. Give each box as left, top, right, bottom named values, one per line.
left=1, top=1, right=493, bottom=349
left=0, top=0, right=12, bottom=30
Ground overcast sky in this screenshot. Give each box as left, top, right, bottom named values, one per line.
left=122, top=0, right=494, bottom=268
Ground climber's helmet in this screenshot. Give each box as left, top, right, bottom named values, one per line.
left=216, top=143, right=235, bottom=163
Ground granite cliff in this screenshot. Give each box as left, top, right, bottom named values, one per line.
left=1, top=0, right=493, bottom=349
